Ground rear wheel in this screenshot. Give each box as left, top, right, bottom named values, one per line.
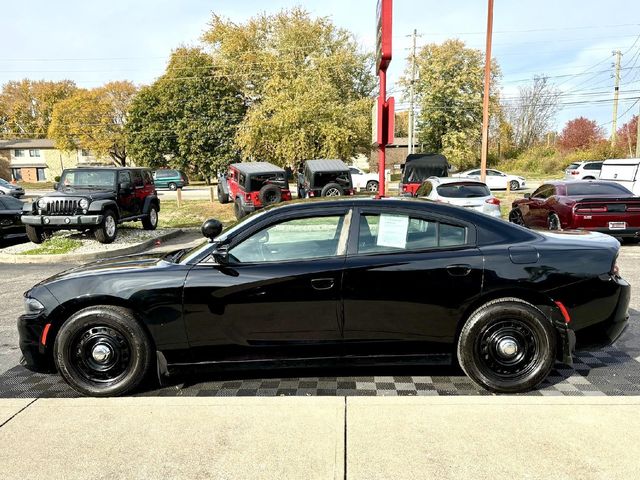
left=26, top=225, right=47, bottom=244
left=217, top=187, right=229, bottom=204
left=321, top=182, right=344, bottom=197
left=509, top=180, right=519, bottom=191
left=547, top=213, right=561, bottom=231
left=366, top=181, right=379, bottom=192
left=141, top=205, right=158, bottom=230
left=54, top=305, right=153, bottom=397
left=457, top=298, right=556, bottom=393
left=94, top=210, right=118, bottom=243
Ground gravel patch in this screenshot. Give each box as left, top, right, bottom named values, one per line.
left=2, top=227, right=180, bottom=256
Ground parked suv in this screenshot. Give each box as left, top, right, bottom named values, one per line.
left=22, top=167, right=160, bottom=244
left=564, top=161, right=603, bottom=180
left=218, top=162, right=292, bottom=219
left=348, top=166, right=379, bottom=192
left=301, top=159, right=354, bottom=198
left=153, top=169, right=189, bottom=190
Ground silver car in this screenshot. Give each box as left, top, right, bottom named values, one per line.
left=0, top=178, right=25, bottom=198
left=415, top=177, right=502, bottom=218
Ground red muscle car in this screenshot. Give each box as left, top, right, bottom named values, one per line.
left=509, top=180, right=640, bottom=241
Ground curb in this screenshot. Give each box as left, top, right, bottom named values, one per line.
left=0, top=229, right=183, bottom=264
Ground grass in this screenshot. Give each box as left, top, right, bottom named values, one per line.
left=158, top=200, right=235, bottom=229
left=20, top=237, right=82, bottom=255
left=17, top=181, right=55, bottom=190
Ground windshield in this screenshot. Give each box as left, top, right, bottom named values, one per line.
left=59, top=170, right=116, bottom=189
left=437, top=183, right=490, bottom=198
left=566, top=183, right=632, bottom=196
left=0, top=178, right=11, bottom=186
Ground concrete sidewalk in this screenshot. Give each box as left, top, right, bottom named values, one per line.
left=1, top=396, right=639, bottom=479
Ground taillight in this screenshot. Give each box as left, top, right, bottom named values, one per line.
left=245, top=192, right=252, bottom=202
left=571, top=171, right=579, bottom=175
left=575, top=205, right=607, bottom=213
left=627, top=206, right=640, bottom=212
left=485, top=197, right=500, bottom=205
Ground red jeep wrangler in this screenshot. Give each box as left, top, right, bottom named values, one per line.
left=218, top=162, right=292, bottom=219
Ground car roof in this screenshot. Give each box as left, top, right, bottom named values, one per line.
left=602, top=158, right=640, bottom=165
left=230, top=162, right=284, bottom=174
left=305, top=159, right=349, bottom=172
left=427, top=177, right=488, bottom=186
left=67, top=167, right=149, bottom=171
left=540, top=180, right=616, bottom=187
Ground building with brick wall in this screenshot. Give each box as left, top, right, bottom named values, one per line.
left=368, top=137, right=419, bottom=174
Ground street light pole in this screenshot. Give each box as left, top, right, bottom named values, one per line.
left=480, top=0, right=494, bottom=183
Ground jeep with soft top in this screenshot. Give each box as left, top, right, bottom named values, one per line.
left=300, top=159, right=354, bottom=198
left=22, top=167, right=160, bottom=244
left=217, top=162, right=292, bottom=220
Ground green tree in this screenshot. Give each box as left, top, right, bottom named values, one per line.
left=0, top=79, right=77, bottom=138
left=126, top=47, right=246, bottom=179
left=203, top=8, right=376, bottom=166
left=402, top=39, right=500, bottom=169
left=48, top=81, right=136, bottom=166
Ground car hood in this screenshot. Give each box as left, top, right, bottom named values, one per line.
left=35, top=253, right=168, bottom=286
left=43, top=189, right=115, bottom=200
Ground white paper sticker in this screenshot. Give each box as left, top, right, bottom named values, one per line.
left=377, top=214, right=409, bottom=249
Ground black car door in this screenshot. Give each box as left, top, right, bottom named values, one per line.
left=182, top=207, right=351, bottom=362
left=0, top=196, right=25, bottom=237
left=341, top=206, right=484, bottom=359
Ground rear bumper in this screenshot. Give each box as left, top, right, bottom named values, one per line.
left=17, top=313, right=55, bottom=372
left=578, top=227, right=640, bottom=238
left=22, top=214, right=103, bottom=227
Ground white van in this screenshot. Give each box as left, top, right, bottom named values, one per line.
left=599, top=159, right=640, bottom=195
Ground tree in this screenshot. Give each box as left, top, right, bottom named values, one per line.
left=505, top=76, right=560, bottom=150
left=0, top=79, right=77, bottom=138
left=48, top=81, right=136, bottom=166
left=617, top=115, right=638, bottom=157
left=395, top=111, right=409, bottom=138
left=126, top=47, right=246, bottom=179
left=557, top=117, right=604, bottom=151
left=402, top=39, right=501, bottom=169
left=203, top=8, right=376, bottom=166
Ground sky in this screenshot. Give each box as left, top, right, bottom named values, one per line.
left=1, top=0, right=639, bottom=135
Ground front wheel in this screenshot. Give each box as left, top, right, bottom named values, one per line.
left=26, top=225, right=47, bottom=244
left=53, top=305, right=153, bottom=397
left=142, top=205, right=158, bottom=230
left=457, top=298, right=556, bottom=393
left=508, top=208, right=525, bottom=226
left=509, top=180, right=519, bottom=191
left=94, top=210, right=118, bottom=243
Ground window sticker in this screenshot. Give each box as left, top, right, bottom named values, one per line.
left=377, top=214, right=409, bottom=249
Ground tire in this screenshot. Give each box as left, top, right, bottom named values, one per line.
left=26, top=225, right=47, bottom=244
left=53, top=305, right=153, bottom=397
left=168, top=182, right=177, bottom=191
left=547, top=213, right=561, bottom=231
left=366, top=181, right=379, bottom=192
left=509, top=180, right=519, bottom=191
left=457, top=298, right=556, bottom=393
left=142, top=205, right=158, bottom=230
left=583, top=176, right=595, bottom=180
left=233, top=198, right=245, bottom=220
left=94, top=210, right=118, bottom=244
left=508, top=208, right=526, bottom=227
left=320, top=182, right=344, bottom=197
left=217, top=187, right=229, bottom=204
left=258, top=184, right=282, bottom=206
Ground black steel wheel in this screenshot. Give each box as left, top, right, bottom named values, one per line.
left=54, top=305, right=153, bottom=397
left=457, top=298, right=556, bottom=393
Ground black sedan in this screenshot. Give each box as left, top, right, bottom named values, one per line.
left=19, top=198, right=630, bottom=396
left=0, top=194, right=26, bottom=241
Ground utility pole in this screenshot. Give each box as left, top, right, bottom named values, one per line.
left=636, top=106, right=640, bottom=158
left=480, top=0, right=494, bottom=183
left=611, top=50, right=622, bottom=146
left=408, top=29, right=418, bottom=155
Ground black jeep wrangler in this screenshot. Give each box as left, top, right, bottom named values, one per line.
left=300, top=159, right=354, bottom=198
left=22, top=167, right=160, bottom=244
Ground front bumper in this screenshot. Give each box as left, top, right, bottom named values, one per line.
left=22, top=214, right=103, bottom=227
left=18, top=312, right=55, bottom=372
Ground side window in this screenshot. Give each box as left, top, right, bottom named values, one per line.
left=229, top=215, right=346, bottom=263
left=357, top=214, right=467, bottom=254
left=118, top=171, right=131, bottom=184
left=415, top=181, right=433, bottom=197
left=349, top=167, right=360, bottom=175
left=468, top=170, right=480, bottom=176
left=143, top=171, right=153, bottom=185
left=532, top=185, right=553, bottom=199
left=132, top=170, right=144, bottom=187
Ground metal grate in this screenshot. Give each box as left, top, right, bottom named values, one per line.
left=45, top=198, right=79, bottom=215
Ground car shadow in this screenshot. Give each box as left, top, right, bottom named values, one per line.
left=0, top=233, right=29, bottom=248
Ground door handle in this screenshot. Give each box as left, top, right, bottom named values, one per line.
left=311, top=278, right=335, bottom=291
left=446, top=264, right=471, bottom=277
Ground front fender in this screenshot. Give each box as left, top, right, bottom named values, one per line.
left=88, top=200, right=119, bottom=216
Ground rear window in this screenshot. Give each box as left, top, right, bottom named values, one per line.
left=436, top=183, right=490, bottom=198
left=566, top=183, right=632, bottom=196
left=566, top=163, right=580, bottom=170
left=249, top=172, right=286, bottom=191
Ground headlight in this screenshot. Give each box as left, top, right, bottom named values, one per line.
left=24, top=297, right=45, bottom=314
left=37, top=198, right=47, bottom=209
left=79, top=198, right=89, bottom=209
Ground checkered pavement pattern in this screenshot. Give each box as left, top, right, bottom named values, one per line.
left=2, top=313, right=638, bottom=398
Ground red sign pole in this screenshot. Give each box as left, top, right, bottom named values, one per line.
left=378, top=69, right=387, bottom=196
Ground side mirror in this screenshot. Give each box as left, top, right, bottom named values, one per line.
left=201, top=218, right=223, bottom=242
left=524, top=193, right=531, bottom=199
left=53, top=182, right=59, bottom=190
left=119, top=181, right=132, bottom=193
